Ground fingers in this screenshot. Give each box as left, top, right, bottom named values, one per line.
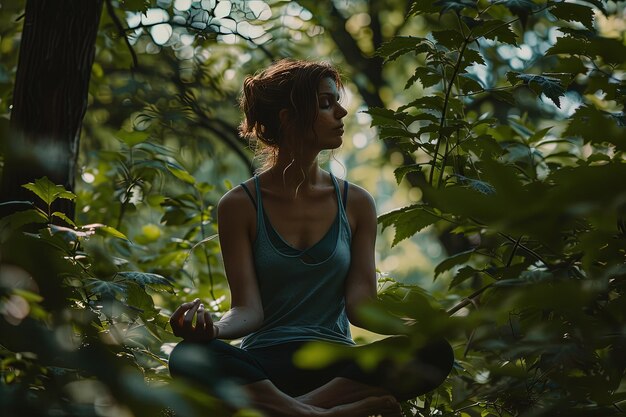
left=195, top=304, right=206, bottom=334
left=169, top=299, right=199, bottom=336
left=205, top=310, right=216, bottom=339
left=170, top=299, right=198, bottom=324
left=169, top=299, right=217, bottom=341
left=195, top=304, right=218, bottom=341
left=182, top=299, right=201, bottom=333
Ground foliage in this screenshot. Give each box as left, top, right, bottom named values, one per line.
left=0, top=180, right=230, bottom=416
left=1, top=0, right=625, bottom=417
left=373, top=0, right=626, bottom=415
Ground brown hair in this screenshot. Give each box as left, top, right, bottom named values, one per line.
left=239, top=59, right=343, bottom=171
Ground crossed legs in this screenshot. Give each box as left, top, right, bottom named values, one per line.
left=242, top=379, right=401, bottom=417
left=168, top=338, right=453, bottom=416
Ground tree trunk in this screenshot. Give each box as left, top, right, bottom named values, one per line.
left=0, top=0, right=104, bottom=220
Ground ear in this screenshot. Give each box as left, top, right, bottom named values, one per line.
left=278, top=108, right=290, bottom=125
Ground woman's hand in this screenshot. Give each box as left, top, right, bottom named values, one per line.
left=169, top=299, right=218, bottom=342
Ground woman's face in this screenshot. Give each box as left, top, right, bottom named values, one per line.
left=310, top=77, right=348, bottom=150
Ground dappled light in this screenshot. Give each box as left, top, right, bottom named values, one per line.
left=1, top=0, right=625, bottom=416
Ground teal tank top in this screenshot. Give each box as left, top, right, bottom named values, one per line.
left=239, top=174, right=355, bottom=350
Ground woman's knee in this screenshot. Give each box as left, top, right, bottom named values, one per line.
left=168, top=340, right=216, bottom=381
left=416, top=338, right=454, bottom=389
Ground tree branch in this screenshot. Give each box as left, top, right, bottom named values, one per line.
left=105, top=0, right=138, bottom=71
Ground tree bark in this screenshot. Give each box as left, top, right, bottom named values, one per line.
left=0, top=0, right=104, bottom=220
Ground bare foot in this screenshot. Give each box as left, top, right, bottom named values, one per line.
left=297, top=377, right=392, bottom=409
left=323, top=395, right=402, bottom=417
left=243, top=380, right=401, bottom=417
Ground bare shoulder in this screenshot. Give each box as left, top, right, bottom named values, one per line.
left=217, top=179, right=256, bottom=222
left=344, top=181, right=376, bottom=233
left=346, top=182, right=376, bottom=213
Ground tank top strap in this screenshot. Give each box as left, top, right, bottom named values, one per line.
left=240, top=182, right=257, bottom=211
left=330, top=174, right=350, bottom=237
left=253, top=175, right=265, bottom=233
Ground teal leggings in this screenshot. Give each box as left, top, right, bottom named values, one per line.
left=168, top=337, right=453, bottom=401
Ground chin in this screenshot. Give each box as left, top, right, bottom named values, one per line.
left=326, top=141, right=343, bottom=150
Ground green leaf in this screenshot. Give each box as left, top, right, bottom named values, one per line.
left=379, top=205, right=441, bottom=246
left=115, top=129, right=149, bottom=147
left=0, top=209, right=48, bottom=233
left=85, top=279, right=126, bottom=298
left=550, top=2, right=595, bottom=31
left=393, top=164, right=424, bottom=185
left=116, top=271, right=174, bottom=293
left=399, top=96, right=445, bottom=113
left=408, top=0, right=443, bottom=15
left=49, top=224, right=95, bottom=239
left=166, top=163, right=196, bottom=185
left=124, top=282, right=156, bottom=313
left=503, top=0, right=537, bottom=21
left=51, top=212, right=76, bottom=227
left=462, top=49, right=486, bottom=68
left=490, top=89, right=516, bottom=105
left=449, top=265, right=480, bottom=289
left=458, top=75, right=483, bottom=94
left=527, top=126, right=553, bottom=144
left=471, top=20, right=518, bottom=45
left=546, top=34, right=626, bottom=65
left=545, top=35, right=588, bottom=56
left=364, top=108, right=402, bottom=127
left=405, top=66, right=441, bottom=89
left=460, top=134, right=502, bottom=159
left=585, top=37, right=626, bottom=65
left=433, top=0, right=477, bottom=14
left=81, top=223, right=130, bottom=241
left=564, top=105, right=625, bottom=149
left=508, top=73, right=566, bottom=107
left=432, top=30, right=465, bottom=50
left=22, top=177, right=76, bottom=206
left=379, top=126, right=416, bottom=142
left=376, top=36, right=432, bottom=62
left=454, top=175, right=496, bottom=195
left=504, top=0, right=536, bottom=13
left=553, top=56, right=588, bottom=75
left=434, top=249, right=475, bottom=277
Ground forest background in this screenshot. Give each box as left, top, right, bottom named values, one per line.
left=0, top=0, right=625, bottom=416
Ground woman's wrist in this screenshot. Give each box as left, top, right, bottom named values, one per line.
left=212, top=323, right=220, bottom=339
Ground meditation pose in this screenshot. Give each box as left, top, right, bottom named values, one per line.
left=168, top=59, right=454, bottom=416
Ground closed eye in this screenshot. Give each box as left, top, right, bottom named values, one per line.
left=318, top=94, right=339, bottom=109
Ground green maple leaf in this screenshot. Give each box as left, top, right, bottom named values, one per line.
left=550, top=2, right=595, bottom=31
left=507, top=72, right=566, bottom=108
left=22, top=177, right=76, bottom=206
left=379, top=205, right=441, bottom=246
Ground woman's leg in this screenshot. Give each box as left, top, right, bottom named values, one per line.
left=168, top=339, right=267, bottom=388
left=168, top=340, right=402, bottom=416
left=243, top=379, right=401, bottom=417
left=296, top=377, right=392, bottom=409
left=294, top=337, right=455, bottom=407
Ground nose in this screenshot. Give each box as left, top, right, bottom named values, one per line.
left=335, top=103, right=348, bottom=119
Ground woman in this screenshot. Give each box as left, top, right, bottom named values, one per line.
left=168, top=59, right=453, bottom=416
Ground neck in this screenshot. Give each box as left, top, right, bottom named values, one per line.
left=268, top=150, right=322, bottom=192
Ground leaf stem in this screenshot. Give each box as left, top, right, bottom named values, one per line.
left=456, top=85, right=517, bottom=97
left=447, top=282, right=493, bottom=315
left=105, top=0, right=138, bottom=70
left=430, top=36, right=470, bottom=186
left=197, top=190, right=217, bottom=303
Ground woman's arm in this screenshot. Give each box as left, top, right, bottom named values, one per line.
left=214, top=186, right=264, bottom=339
left=344, top=185, right=405, bottom=335
left=344, top=185, right=379, bottom=329
left=169, top=185, right=264, bottom=341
